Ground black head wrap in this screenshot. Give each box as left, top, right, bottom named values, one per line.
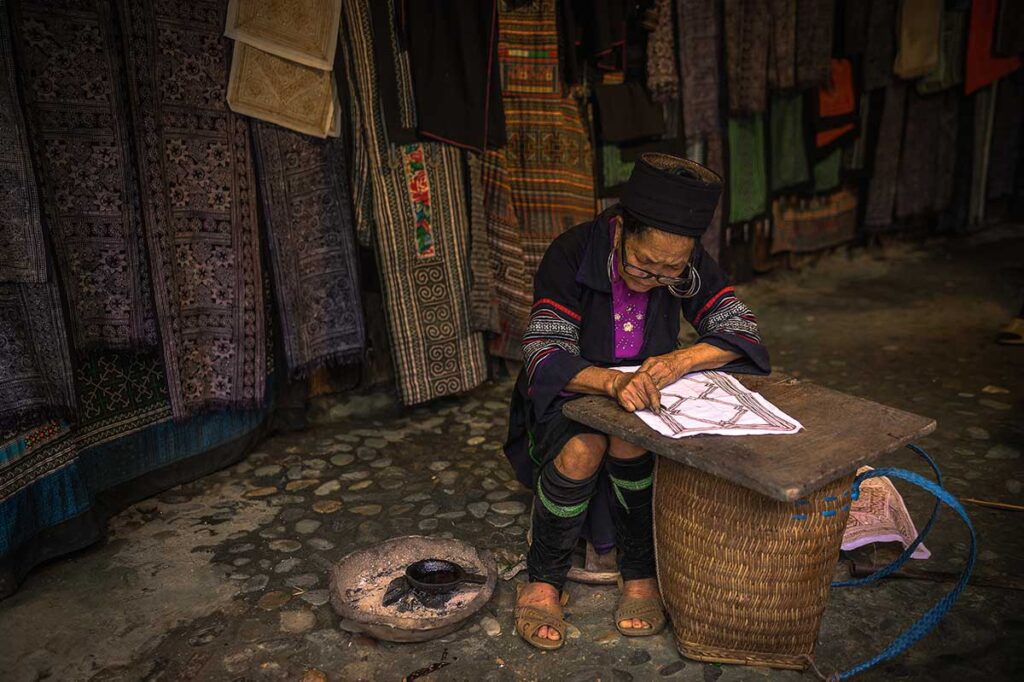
left=620, top=153, right=723, bottom=237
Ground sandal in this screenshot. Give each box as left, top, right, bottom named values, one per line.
left=514, top=583, right=570, bottom=650
left=997, top=318, right=1024, bottom=345
left=614, top=577, right=667, bottom=637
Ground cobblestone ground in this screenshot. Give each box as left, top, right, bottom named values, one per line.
left=1, top=229, right=1022, bottom=682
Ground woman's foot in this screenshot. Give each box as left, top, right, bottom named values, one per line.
left=517, top=581, right=563, bottom=642
left=618, top=577, right=661, bottom=631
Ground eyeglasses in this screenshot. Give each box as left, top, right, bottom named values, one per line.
left=619, top=236, right=692, bottom=287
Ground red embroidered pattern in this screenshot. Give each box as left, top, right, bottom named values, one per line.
left=403, top=144, right=435, bottom=258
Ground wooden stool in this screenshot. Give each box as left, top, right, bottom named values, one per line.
left=563, top=374, right=935, bottom=670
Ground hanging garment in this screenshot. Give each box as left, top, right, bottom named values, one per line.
left=368, top=0, right=418, bottom=145
left=842, top=94, right=872, bottom=173
left=224, top=0, right=341, bottom=70
left=677, top=0, right=722, bottom=139
left=893, top=0, right=942, bottom=79
left=987, top=71, right=1024, bottom=200
left=812, top=149, right=843, bottom=193
left=863, top=81, right=907, bottom=229
left=725, top=0, right=770, bottom=115
left=465, top=152, right=498, bottom=333
left=646, top=0, right=679, bottom=103
left=0, top=280, right=76, bottom=432
left=251, top=122, right=365, bottom=378
left=0, top=1, right=45, bottom=284
left=12, top=0, right=156, bottom=349
left=896, top=89, right=959, bottom=217
left=226, top=42, right=339, bottom=138
left=841, top=0, right=869, bottom=56
left=403, top=0, right=506, bottom=152
left=794, top=0, right=835, bottom=89
left=862, top=0, right=898, bottom=91
left=769, top=92, right=811, bottom=193
left=770, top=188, right=857, bottom=254
left=767, top=0, right=797, bottom=90
left=813, top=58, right=858, bottom=155
left=917, top=9, right=967, bottom=95
left=703, top=129, right=727, bottom=262
left=0, top=348, right=270, bottom=600
left=965, top=0, right=1022, bottom=95
left=341, top=0, right=486, bottom=404
left=481, top=0, right=595, bottom=360
left=119, top=0, right=266, bottom=417
left=727, top=116, right=768, bottom=223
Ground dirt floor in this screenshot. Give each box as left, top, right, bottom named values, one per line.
left=1, top=227, right=1022, bottom=682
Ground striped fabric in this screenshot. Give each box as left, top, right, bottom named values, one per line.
left=522, top=297, right=583, bottom=383
left=482, top=0, right=595, bottom=359
left=340, top=0, right=486, bottom=405
left=693, top=286, right=762, bottom=346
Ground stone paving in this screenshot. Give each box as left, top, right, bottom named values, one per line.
left=1, top=229, right=1022, bottom=681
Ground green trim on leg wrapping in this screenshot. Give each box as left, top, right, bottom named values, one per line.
left=536, top=478, right=589, bottom=518
left=609, top=473, right=653, bottom=511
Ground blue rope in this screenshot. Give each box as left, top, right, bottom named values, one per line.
left=825, top=445, right=978, bottom=680
left=831, top=444, right=943, bottom=588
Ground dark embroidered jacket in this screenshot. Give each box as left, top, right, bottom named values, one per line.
left=507, top=209, right=770, bottom=463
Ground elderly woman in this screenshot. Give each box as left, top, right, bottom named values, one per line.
left=504, top=154, right=770, bottom=650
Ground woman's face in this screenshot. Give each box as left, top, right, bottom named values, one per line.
left=615, top=225, right=695, bottom=293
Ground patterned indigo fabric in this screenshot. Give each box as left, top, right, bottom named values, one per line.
left=864, top=82, right=907, bottom=228
left=251, top=122, right=365, bottom=378
left=725, top=0, right=770, bottom=115
left=767, top=0, right=797, bottom=90
left=119, top=0, right=266, bottom=417
left=341, top=0, right=486, bottom=405
left=677, top=0, right=723, bottom=139
left=795, top=0, right=834, bottom=88
left=481, top=0, right=595, bottom=360
left=0, top=0, right=45, bottom=284
left=12, top=0, right=156, bottom=348
left=0, top=280, right=76, bottom=431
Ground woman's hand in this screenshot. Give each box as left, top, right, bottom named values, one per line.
left=610, top=371, right=661, bottom=414
left=638, top=351, right=690, bottom=389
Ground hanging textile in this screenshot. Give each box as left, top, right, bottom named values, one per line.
left=12, top=0, right=156, bottom=349
left=403, top=0, right=506, bottom=152
left=677, top=0, right=722, bottom=139
left=466, top=153, right=498, bottom=333
left=770, top=188, right=857, bottom=254
left=987, top=71, right=1024, bottom=200
left=646, top=0, right=679, bottom=103
left=341, top=0, right=486, bottom=403
left=994, top=0, right=1024, bottom=56
left=896, top=90, right=959, bottom=218
left=702, top=130, right=727, bottom=262
left=725, top=0, right=770, bottom=115
left=813, top=59, right=858, bottom=154
left=965, top=0, right=1022, bottom=95
left=118, top=0, right=265, bottom=417
left=224, top=0, right=341, bottom=70
left=842, top=94, right=872, bottom=173
left=0, top=349, right=270, bottom=599
left=864, top=81, right=907, bottom=229
left=727, top=116, right=768, bottom=223
left=767, top=0, right=797, bottom=91
left=593, top=83, right=666, bottom=143
left=368, top=0, right=418, bottom=144
left=794, top=0, right=835, bottom=89
left=812, top=148, right=843, bottom=192
left=862, top=0, right=898, bottom=91
left=0, top=1, right=45, bottom=285
left=0, top=281, right=76, bottom=431
left=969, top=84, right=996, bottom=227
left=918, top=9, right=967, bottom=95
left=893, top=0, right=942, bottom=79
left=226, top=42, right=339, bottom=138
left=481, top=0, right=595, bottom=360
left=251, top=122, right=365, bottom=378
left=769, top=92, right=810, bottom=192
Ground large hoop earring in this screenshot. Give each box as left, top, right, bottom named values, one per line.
left=668, top=266, right=701, bottom=298
left=606, top=248, right=615, bottom=283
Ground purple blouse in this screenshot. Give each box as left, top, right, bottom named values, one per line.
left=609, top=221, right=649, bottom=359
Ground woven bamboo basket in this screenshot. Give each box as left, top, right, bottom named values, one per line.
left=653, top=457, right=855, bottom=670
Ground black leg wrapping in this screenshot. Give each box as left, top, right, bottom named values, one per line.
left=606, top=452, right=656, bottom=581
left=527, top=462, right=598, bottom=590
